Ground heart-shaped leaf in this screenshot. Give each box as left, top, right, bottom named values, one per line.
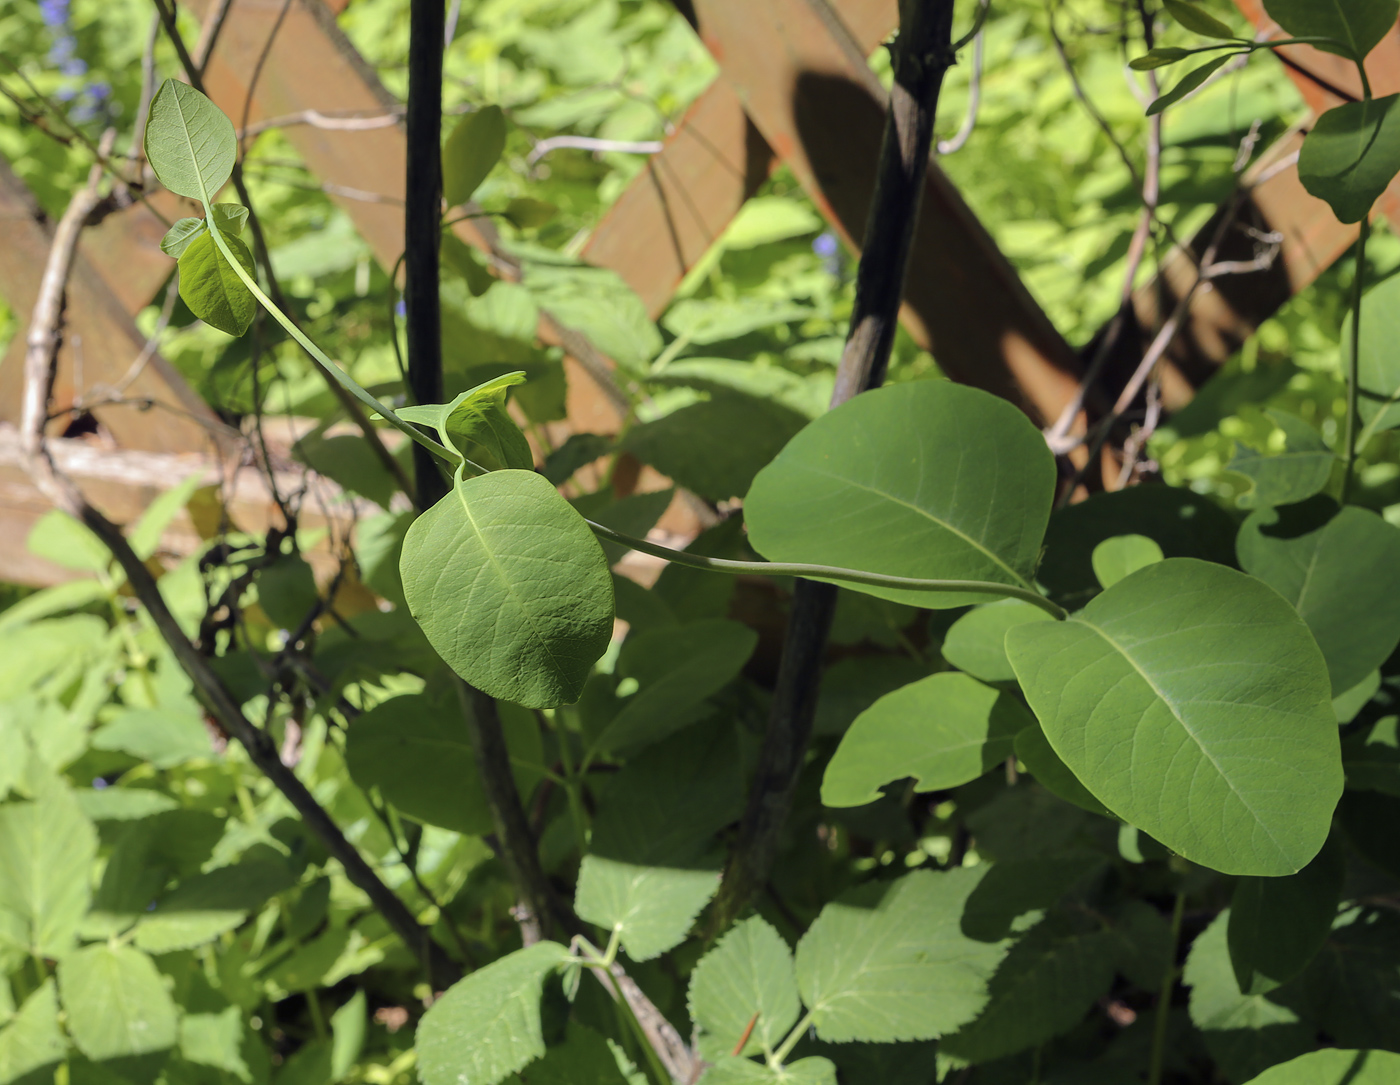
left=746, top=381, right=1055, bottom=608
left=1299, top=94, right=1400, bottom=224
left=1264, top=0, right=1399, bottom=61
left=1006, top=559, right=1341, bottom=876
left=400, top=469, right=614, bottom=707
left=144, top=79, right=236, bottom=202
left=177, top=231, right=257, bottom=337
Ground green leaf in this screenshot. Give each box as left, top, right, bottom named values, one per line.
left=135, top=858, right=297, bottom=953
left=144, top=79, right=236, bottom=201
left=1345, top=272, right=1400, bottom=435
left=624, top=394, right=809, bottom=503
left=400, top=371, right=534, bottom=471
left=574, top=858, right=719, bottom=963
left=160, top=217, right=204, bottom=258
left=941, top=600, right=1054, bottom=684
left=1335, top=670, right=1381, bottom=723
left=1240, top=1050, right=1400, bottom=1085
left=1228, top=410, right=1335, bottom=508
left=1298, top=94, right=1400, bottom=224
left=1264, top=0, right=1399, bottom=60
left=1237, top=499, right=1400, bottom=694
left=416, top=941, right=572, bottom=1085
left=295, top=433, right=398, bottom=510
left=1006, top=559, right=1341, bottom=876
left=1147, top=55, right=1232, bottom=116
left=1228, top=840, right=1344, bottom=995
left=330, top=990, right=367, bottom=1081
left=345, top=689, right=542, bottom=836
left=590, top=619, right=758, bottom=755
left=573, top=487, right=675, bottom=565
left=401, top=469, right=614, bottom=707
left=1012, top=724, right=1113, bottom=818
left=1184, top=912, right=1313, bottom=1082
left=1129, top=45, right=1199, bottom=69
left=689, top=917, right=801, bottom=1061
left=959, top=854, right=1105, bottom=943
left=92, top=707, right=213, bottom=768
left=814, top=656, right=929, bottom=736
left=822, top=673, right=1030, bottom=807
left=130, top=473, right=204, bottom=561
left=544, top=433, right=614, bottom=485
left=516, top=1023, right=632, bottom=1085
left=178, top=230, right=257, bottom=337
left=1343, top=713, right=1400, bottom=795
left=0, top=784, right=97, bottom=956
left=27, top=509, right=111, bottom=574
left=255, top=553, right=319, bottom=631
left=1164, top=0, right=1236, bottom=37
left=701, top=1058, right=837, bottom=1085
left=503, top=196, right=557, bottom=229
left=0, top=982, right=65, bottom=1084
left=58, top=944, right=178, bottom=1059
left=443, top=105, right=507, bottom=207
left=794, top=868, right=1010, bottom=1043
left=746, top=381, right=1054, bottom=608
left=1090, top=534, right=1164, bottom=589
left=179, top=1006, right=251, bottom=1081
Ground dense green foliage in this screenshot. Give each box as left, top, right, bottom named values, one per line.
left=5, top=1, right=1400, bottom=1084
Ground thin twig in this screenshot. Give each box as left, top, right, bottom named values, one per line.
left=239, top=106, right=406, bottom=139
left=239, top=0, right=294, bottom=159
left=192, top=0, right=235, bottom=74
left=937, top=15, right=985, bottom=155
left=526, top=135, right=665, bottom=165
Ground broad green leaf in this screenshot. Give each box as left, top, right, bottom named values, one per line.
left=1228, top=410, right=1335, bottom=508
left=503, top=196, right=557, bottom=229
left=1147, top=55, right=1232, bottom=116
left=651, top=358, right=829, bottom=420
left=346, top=690, right=542, bottom=836
left=1090, top=534, right=1163, bottom=589
left=178, top=230, right=257, bottom=337
left=1006, top=559, right=1340, bottom=876
left=0, top=784, right=97, bottom=955
left=0, top=982, right=65, bottom=1084
left=1240, top=1050, right=1400, bottom=1085
left=959, top=854, right=1105, bottom=942
left=1164, top=0, right=1236, bottom=38
left=92, top=707, right=213, bottom=768
left=521, top=260, right=662, bottom=373
left=746, top=381, right=1054, bottom=608
left=663, top=297, right=815, bottom=347
left=27, top=509, right=110, bottom=574
left=401, top=469, right=614, bottom=707
left=516, top=1023, right=631, bottom=1085
left=399, top=372, right=533, bottom=471
left=295, top=433, right=399, bottom=510
left=416, top=941, right=572, bottom=1085
left=624, top=394, right=808, bottom=503
left=590, top=619, right=758, bottom=755
left=1012, top=723, right=1112, bottom=818
left=940, top=600, right=1054, bottom=683
left=701, top=1058, right=837, bottom=1085
left=573, top=857, right=718, bottom=962
left=1228, top=841, right=1343, bottom=995
left=689, top=917, right=801, bottom=1061
left=1345, top=272, right=1400, bottom=434
left=1237, top=499, right=1400, bottom=694
left=144, top=79, right=236, bottom=201
left=135, top=858, right=298, bottom=953
left=1298, top=94, right=1400, bottom=224
left=940, top=913, right=1120, bottom=1064
left=331, top=990, right=367, bottom=1081
left=1335, top=669, right=1381, bottom=723
left=822, top=673, right=1029, bottom=807
left=254, top=553, right=319, bottom=631
left=543, top=433, right=614, bottom=485
left=794, top=868, right=1010, bottom=1043
left=1110, top=900, right=1175, bottom=991
left=443, top=105, right=507, bottom=207
left=1184, top=912, right=1312, bottom=1082
left=58, top=944, right=178, bottom=1059
left=179, top=1006, right=250, bottom=1080
left=0, top=579, right=107, bottom=634
left=573, top=486, right=675, bottom=565
left=1264, top=0, right=1399, bottom=60
left=1299, top=904, right=1400, bottom=1046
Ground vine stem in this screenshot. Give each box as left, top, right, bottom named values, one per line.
left=586, top=521, right=1067, bottom=619
left=1342, top=218, right=1369, bottom=505
left=1146, top=889, right=1186, bottom=1085
left=768, top=1012, right=814, bottom=1069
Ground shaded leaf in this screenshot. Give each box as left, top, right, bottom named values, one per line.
left=1229, top=840, right=1344, bottom=995
left=1164, top=0, right=1236, bottom=38
left=941, top=600, right=1054, bottom=684
left=1299, top=94, right=1400, bottom=224
left=1148, top=55, right=1233, bottom=116
left=135, top=858, right=298, bottom=954
left=689, top=917, right=801, bottom=1061
left=443, top=105, right=507, bottom=207
left=1264, top=0, right=1399, bottom=60
left=1090, top=534, right=1163, bottom=589
left=1345, top=271, right=1400, bottom=434
left=178, top=231, right=257, bottom=338
left=1013, top=724, right=1113, bottom=818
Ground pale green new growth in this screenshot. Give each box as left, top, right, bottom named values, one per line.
left=58, top=944, right=179, bottom=1059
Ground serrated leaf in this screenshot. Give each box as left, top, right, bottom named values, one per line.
left=1012, top=724, right=1113, bottom=818
left=1090, top=534, right=1163, bottom=589
left=689, top=917, right=801, bottom=1061
left=1228, top=410, right=1335, bottom=508
left=0, top=981, right=65, bottom=1084
left=746, top=381, right=1054, bottom=608
left=0, top=784, right=97, bottom=956
left=58, top=944, right=178, bottom=1059
left=1264, top=0, right=1399, bottom=60
left=1165, top=0, right=1236, bottom=37
left=401, top=469, right=614, bottom=707
left=1148, top=54, right=1232, bottom=115
left=1237, top=499, right=1400, bottom=694
left=178, top=230, right=257, bottom=337
left=822, top=672, right=1029, bottom=807
left=1299, top=94, right=1400, bottom=224
left=1228, top=840, right=1343, bottom=995
left=702, top=1058, right=837, bottom=1084
left=941, top=600, right=1054, bottom=683
left=416, top=941, right=572, bottom=1085
left=145, top=79, right=236, bottom=201
left=1006, top=559, right=1341, bottom=876
left=444, top=105, right=507, bottom=207
left=794, top=868, right=1010, bottom=1043
left=574, top=858, right=719, bottom=963
left=1240, top=1050, right=1400, bottom=1085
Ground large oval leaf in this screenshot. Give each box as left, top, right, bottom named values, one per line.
left=144, top=79, right=236, bottom=202
left=401, top=469, right=614, bottom=708
left=1298, top=94, right=1400, bottom=224
left=1005, top=559, right=1341, bottom=876
left=1264, top=0, right=1399, bottom=61
left=745, top=381, right=1055, bottom=608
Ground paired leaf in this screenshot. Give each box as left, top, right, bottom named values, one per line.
left=821, top=673, right=1030, bottom=807
left=1298, top=94, right=1400, bottom=224
left=1228, top=410, right=1335, bottom=508
left=145, top=79, right=236, bottom=201
left=1240, top=1050, right=1400, bottom=1085
left=443, top=105, right=507, bottom=207
left=1228, top=841, right=1344, bottom=995
left=746, top=381, right=1055, bottom=608
left=689, top=917, right=802, bottom=1061
left=58, top=944, right=178, bottom=1059
left=400, top=469, right=614, bottom=707
left=159, top=203, right=249, bottom=258
left=941, top=600, right=1054, bottom=683
left=398, top=371, right=533, bottom=471
left=1006, top=559, right=1341, bottom=876
left=794, top=868, right=1010, bottom=1043
left=1264, top=0, right=1399, bottom=61
left=178, top=230, right=257, bottom=337
left=416, top=941, right=572, bottom=1085
left=1237, top=499, right=1400, bottom=694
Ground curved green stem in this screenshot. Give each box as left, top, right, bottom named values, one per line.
left=768, top=1012, right=813, bottom=1069
left=1343, top=218, right=1370, bottom=504
left=585, top=521, right=1068, bottom=619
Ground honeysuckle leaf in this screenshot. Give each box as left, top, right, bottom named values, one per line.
left=1264, top=0, right=1400, bottom=61
left=144, top=78, right=236, bottom=202
left=1343, top=271, right=1400, bottom=436
left=941, top=600, right=1054, bottom=683
left=177, top=230, right=257, bottom=337
left=1228, top=410, right=1335, bottom=508
left=1228, top=841, right=1344, bottom=995
left=746, top=380, right=1054, bottom=608
left=1006, top=559, right=1341, bottom=876
left=1090, top=534, right=1163, bottom=589
left=1298, top=94, right=1400, bottom=224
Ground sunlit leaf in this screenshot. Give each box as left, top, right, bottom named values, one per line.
left=689, top=917, right=802, bottom=1061
left=1227, top=410, right=1335, bottom=509
left=144, top=79, right=236, bottom=201
left=1298, top=94, right=1400, bottom=224
left=58, top=944, right=178, bottom=1059
left=1090, top=534, right=1163, bottom=589
left=1164, top=0, right=1236, bottom=38
left=1147, top=55, right=1233, bottom=116
left=1239, top=1049, right=1400, bottom=1085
